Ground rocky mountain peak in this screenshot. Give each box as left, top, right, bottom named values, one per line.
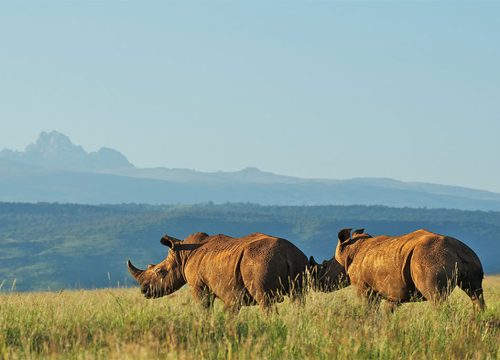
left=1, top=131, right=134, bottom=171
left=25, top=131, right=86, bottom=158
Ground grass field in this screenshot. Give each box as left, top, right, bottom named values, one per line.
left=1, top=277, right=499, bottom=359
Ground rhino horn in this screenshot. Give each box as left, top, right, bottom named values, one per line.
left=309, top=256, right=318, bottom=266
left=127, top=260, right=144, bottom=280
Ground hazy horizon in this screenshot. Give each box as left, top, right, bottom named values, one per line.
left=1, top=1, right=499, bottom=192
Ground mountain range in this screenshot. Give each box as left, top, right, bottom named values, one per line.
left=2, top=131, right=500, bottom=210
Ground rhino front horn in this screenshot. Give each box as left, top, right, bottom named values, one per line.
left=309, top=256, right=318, bottom=266
left=127, top=260, right=144, bottom=280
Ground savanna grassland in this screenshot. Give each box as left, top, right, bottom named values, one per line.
left=1, top=277, right=499, bottom=359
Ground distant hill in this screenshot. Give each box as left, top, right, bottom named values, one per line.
left=0, top=202, right=499, bottom=291
left=2, top=131, right=500, bottom=210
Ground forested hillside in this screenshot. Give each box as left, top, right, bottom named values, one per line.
left=0, top=202, right=499, bottom=291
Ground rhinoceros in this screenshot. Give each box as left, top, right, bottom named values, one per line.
left=127, top=232, right=309, bottom=312
left=334, top=228, right=486, bottom=311
left=308, top=255, right=348, bottom=292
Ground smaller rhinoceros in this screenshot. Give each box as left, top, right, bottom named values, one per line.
left=308, top=255, right=348, bottom=292
left=127, top=232, right=309, bottom=312
left=335, top=228, right=486, bottom=311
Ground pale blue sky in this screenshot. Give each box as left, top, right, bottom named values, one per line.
left=1, top=1, right=499, bottom=191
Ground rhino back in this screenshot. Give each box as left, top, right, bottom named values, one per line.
left=183, top=236, right=251, bottom=289
left=183, top=233, right=307, bottom=298
left=409, top=233, right=484, bottom=289
left=240, top=237, right=308, bottom=289
left=348, top=229, right=484, bottom=301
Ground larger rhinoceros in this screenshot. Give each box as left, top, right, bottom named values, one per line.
left=127, top=232, right=309, bottom=312
left=334, top=228, right=486, bottom=311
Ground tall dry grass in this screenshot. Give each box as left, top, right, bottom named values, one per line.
left=0, top=276, right=499, bottom=359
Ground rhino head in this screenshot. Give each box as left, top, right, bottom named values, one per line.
left=309, top=255, right=349, bottom=292
left=127, top=234, right=187, bottom=299
left=335, top=228, right=371, bottom=267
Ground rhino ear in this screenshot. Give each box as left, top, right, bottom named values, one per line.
left=352, top=228, right=365, bottom=235
left=160, top=234, right=179, bottom=249
left=338, top=228, right=352, bottom=244
left=309, top=256, right=318, bottom=266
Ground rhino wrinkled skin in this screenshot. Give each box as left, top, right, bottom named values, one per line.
left=334, top=228, right=486, bottom=311
left=128, top=232, right=309, bottom=312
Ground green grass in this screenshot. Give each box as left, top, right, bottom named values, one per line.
left=1, top=277, right=499, bottom=359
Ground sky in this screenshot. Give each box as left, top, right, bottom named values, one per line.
left=0, top=1, right=499, bottom=192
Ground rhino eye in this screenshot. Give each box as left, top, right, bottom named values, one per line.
left=154, top=268, right=167, bottom=276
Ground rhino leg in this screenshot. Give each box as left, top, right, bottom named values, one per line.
left=192, top=285, right=215, bottom=310
left=290, top=291, right=306, bottom=306
left=413, top=274, right=451, bottom=306
left=457, top=281, right=486, bottom=312
left=452, top=263, right=486, bottom=312
left=257, top=294, right=279, bottom=315
left=243, top=285, right=280, bottom=314
left=367, top=292, right=382, bottom=309
left=409, top=254, right=455, bottom=305
left=220, top=288, right=256, bottom=314
left=242, top=278, right=278, bottom=312
left=253, top=290, right=272, bottom=311
left=356, top=283, right=382, bottom=309
left=383, top=300, right=400, bottom=314
left=224, top=300, right=242, bottom=315
left=470, top=290, right=486, bottom=312
left=466, top=288, right=486, bottom=312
